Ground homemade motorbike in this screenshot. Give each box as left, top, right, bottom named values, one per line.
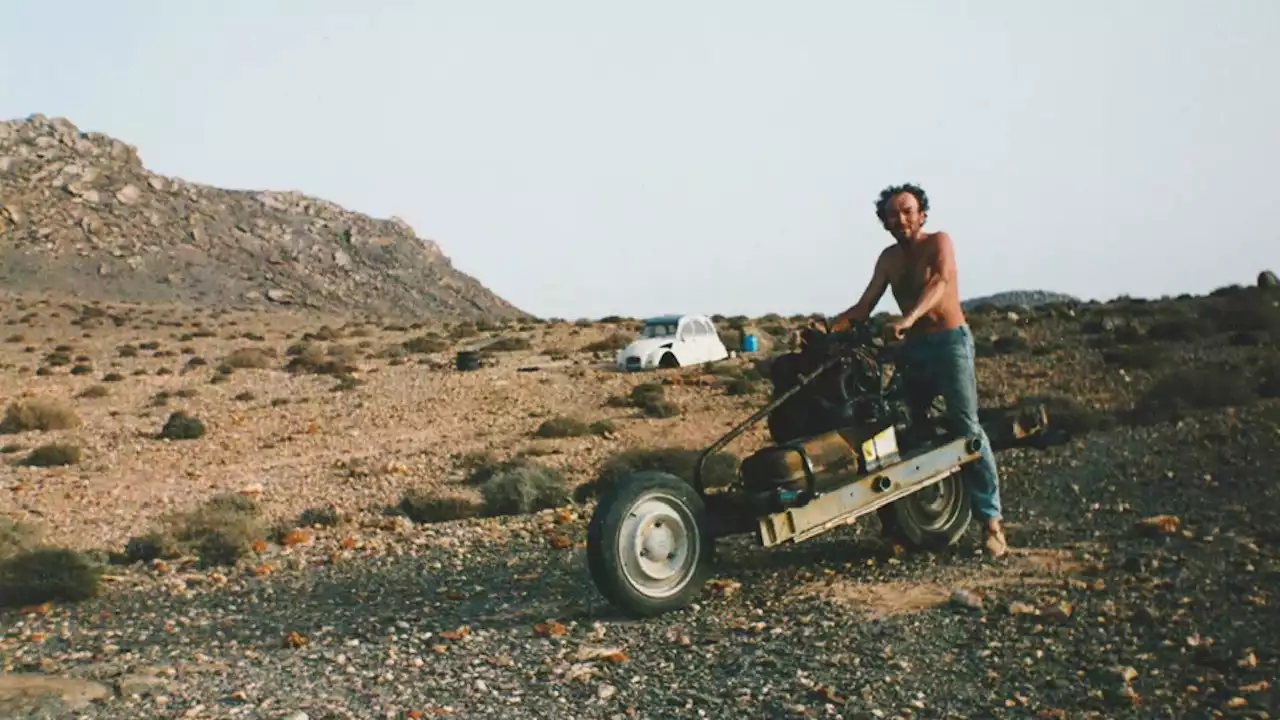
left=585, top=318, right=1050, bottom=617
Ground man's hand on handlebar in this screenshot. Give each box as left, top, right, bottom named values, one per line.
left=882, top=317, right=911, bottom=342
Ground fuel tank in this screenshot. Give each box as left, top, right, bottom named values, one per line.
left=739, top=423, right=903, bottom=495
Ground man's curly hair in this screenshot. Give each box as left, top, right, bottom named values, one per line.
left=874, top=183, right=930, bottom=222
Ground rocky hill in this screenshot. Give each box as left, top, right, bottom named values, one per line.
left=962, top=289, right=1081, bottom=310
left=0, top=114, right=526, bottom=321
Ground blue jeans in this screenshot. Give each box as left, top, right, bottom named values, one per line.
left=899, top=325, right=1003, bottom=522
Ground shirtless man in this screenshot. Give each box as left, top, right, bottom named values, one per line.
left=831, top=183, right=1008, bottom=557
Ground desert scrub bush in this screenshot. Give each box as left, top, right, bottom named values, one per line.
left=42, top=350, right=72, bottom=367
left=302, top=325, right=343, bottom=342
left=124, top=492, right=265, bottom=567
left=581, top=333, right=632, bottom=354
left=575, top=446, right=739, bottom=502
left=1009, top=394, right=1116, bottom=437
left=223, top=346, right=277, bottom=369
left=69, top=363, right=94, bottom=376
left=102, top=371, right=125, bottom=382
left=1101, top=345, right=1165, bottom=371
left=0, top=547, right=102, bottom=607
left=395, top=489, right=481, bottom=524
left=402, top=334, right=450, bottom=354
left=1126, top=364, right=1258, bottom=425
left=233, top=391, right=256, bottom=402
left=1144, top=315, right=1214, bottom=343
left=297, top=505, right=343, bottom=528
left=76, top=384, right=110, bottom=399
left=17, top=443, right=81, bottom=467
left=486, top=335, right=533, bottom=352
left=479, top=461, right=570, bottom=517
left=160, top=411, right=206, bottom=440
left=622, top=382, right=680, bottom=418
left=1201, top=287, right=1280, bottom=335
left=284, top=342, right=357, bottom=375
left=534, top=415, right=591, bottom=438
left=331, top=373, right=363, bottom=392
left=0, top=400, right=81, bottom=434
left=0, top=518, right=43, bottom=561
left=589, top=419, right=616, bottom=436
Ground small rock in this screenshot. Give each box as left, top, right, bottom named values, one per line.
left=115, top=184, right=142, bottom=205
left=266, top=288, right=292, bottom=304
left=1007, top=601, right=1037, bottom=616
left=950, top=588, right=983, bottom=611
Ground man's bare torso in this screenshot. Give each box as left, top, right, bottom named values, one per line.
left=881, top=232, right=966, bottom=337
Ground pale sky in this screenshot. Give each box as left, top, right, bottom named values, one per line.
left=3, top=1, right=1277, bottom=320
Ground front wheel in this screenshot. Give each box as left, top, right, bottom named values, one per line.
left=586, top=471, right=713, bottom=617
left=878, top=472, right=972, bottom=551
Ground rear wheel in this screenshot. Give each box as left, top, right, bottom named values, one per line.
left=586, top=471, right=713, bottom=617
left=659, top=352, right=680, bottom=369
left=878, top=472, right=972, bottom=550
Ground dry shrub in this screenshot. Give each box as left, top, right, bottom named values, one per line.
left=76, top=385, right=110, bottom=399
left=724, top=378, right=759, bottom=396
left=1012, top=394, right=1116, bottom=437
left=479, top=462, right=569, bottom=516
left=1101, top=345, right=1165, bottom=371
left=1127, top=365, right=1258, bottom=425
left=303, top=325, right=343, bottom=342
left=0, top=518, right=42, bottom=561
left=1145, top=315, right=1214, bottom=343
left=223, top=347, right=277, bottom=369
left=124, top=492, right=265, bottom=567
left=0, top=547, right=102, bottom=607
left=297, top=505, right=343, bottom=528
left=396, top=489, right=481, bottom=524
left=0, top=400, right=81, bottom=434
left=534, top=416, right=591, bottom=438
left=1202, top=287, right=1280, bottom=336
left=160, top=411, right=206, bottom=440
left=19, top=443, right=81, bottom=467
left=486, top=335, right=532, bottom=352
left=582, top=333, right=632, bottom=353
left=284, top=342, right=357, bottom=375
left=623, top=383, right=680, bottom=418
left=576, top=447, right=739, bottom=502
left=403, top=335, right=450, bottom=354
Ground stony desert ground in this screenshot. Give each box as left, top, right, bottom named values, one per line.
left=0, top=283, right=1278, bottom=719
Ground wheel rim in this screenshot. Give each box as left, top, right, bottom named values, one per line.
left=618, top=492, right=700, bottom=599
left=900, top=474, right=964, bottom=533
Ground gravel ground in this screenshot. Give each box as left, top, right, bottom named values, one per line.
left=3, top=401, right=1277, bottom=719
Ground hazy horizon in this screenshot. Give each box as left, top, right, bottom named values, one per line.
left=3, top=1, right=1277, bottom=320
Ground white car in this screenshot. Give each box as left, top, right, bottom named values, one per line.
left=616, top=314, right=730, bottom=371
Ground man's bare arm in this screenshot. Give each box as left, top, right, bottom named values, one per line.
left=901, top=232, right=957, bottom=326
left=833, top=251, right=890, bottom=329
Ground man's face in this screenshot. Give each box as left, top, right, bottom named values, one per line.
left=882, top=192, right=925, bottom=241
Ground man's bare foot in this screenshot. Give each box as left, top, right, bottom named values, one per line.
left=983, top=521, right=1008, bottom=558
